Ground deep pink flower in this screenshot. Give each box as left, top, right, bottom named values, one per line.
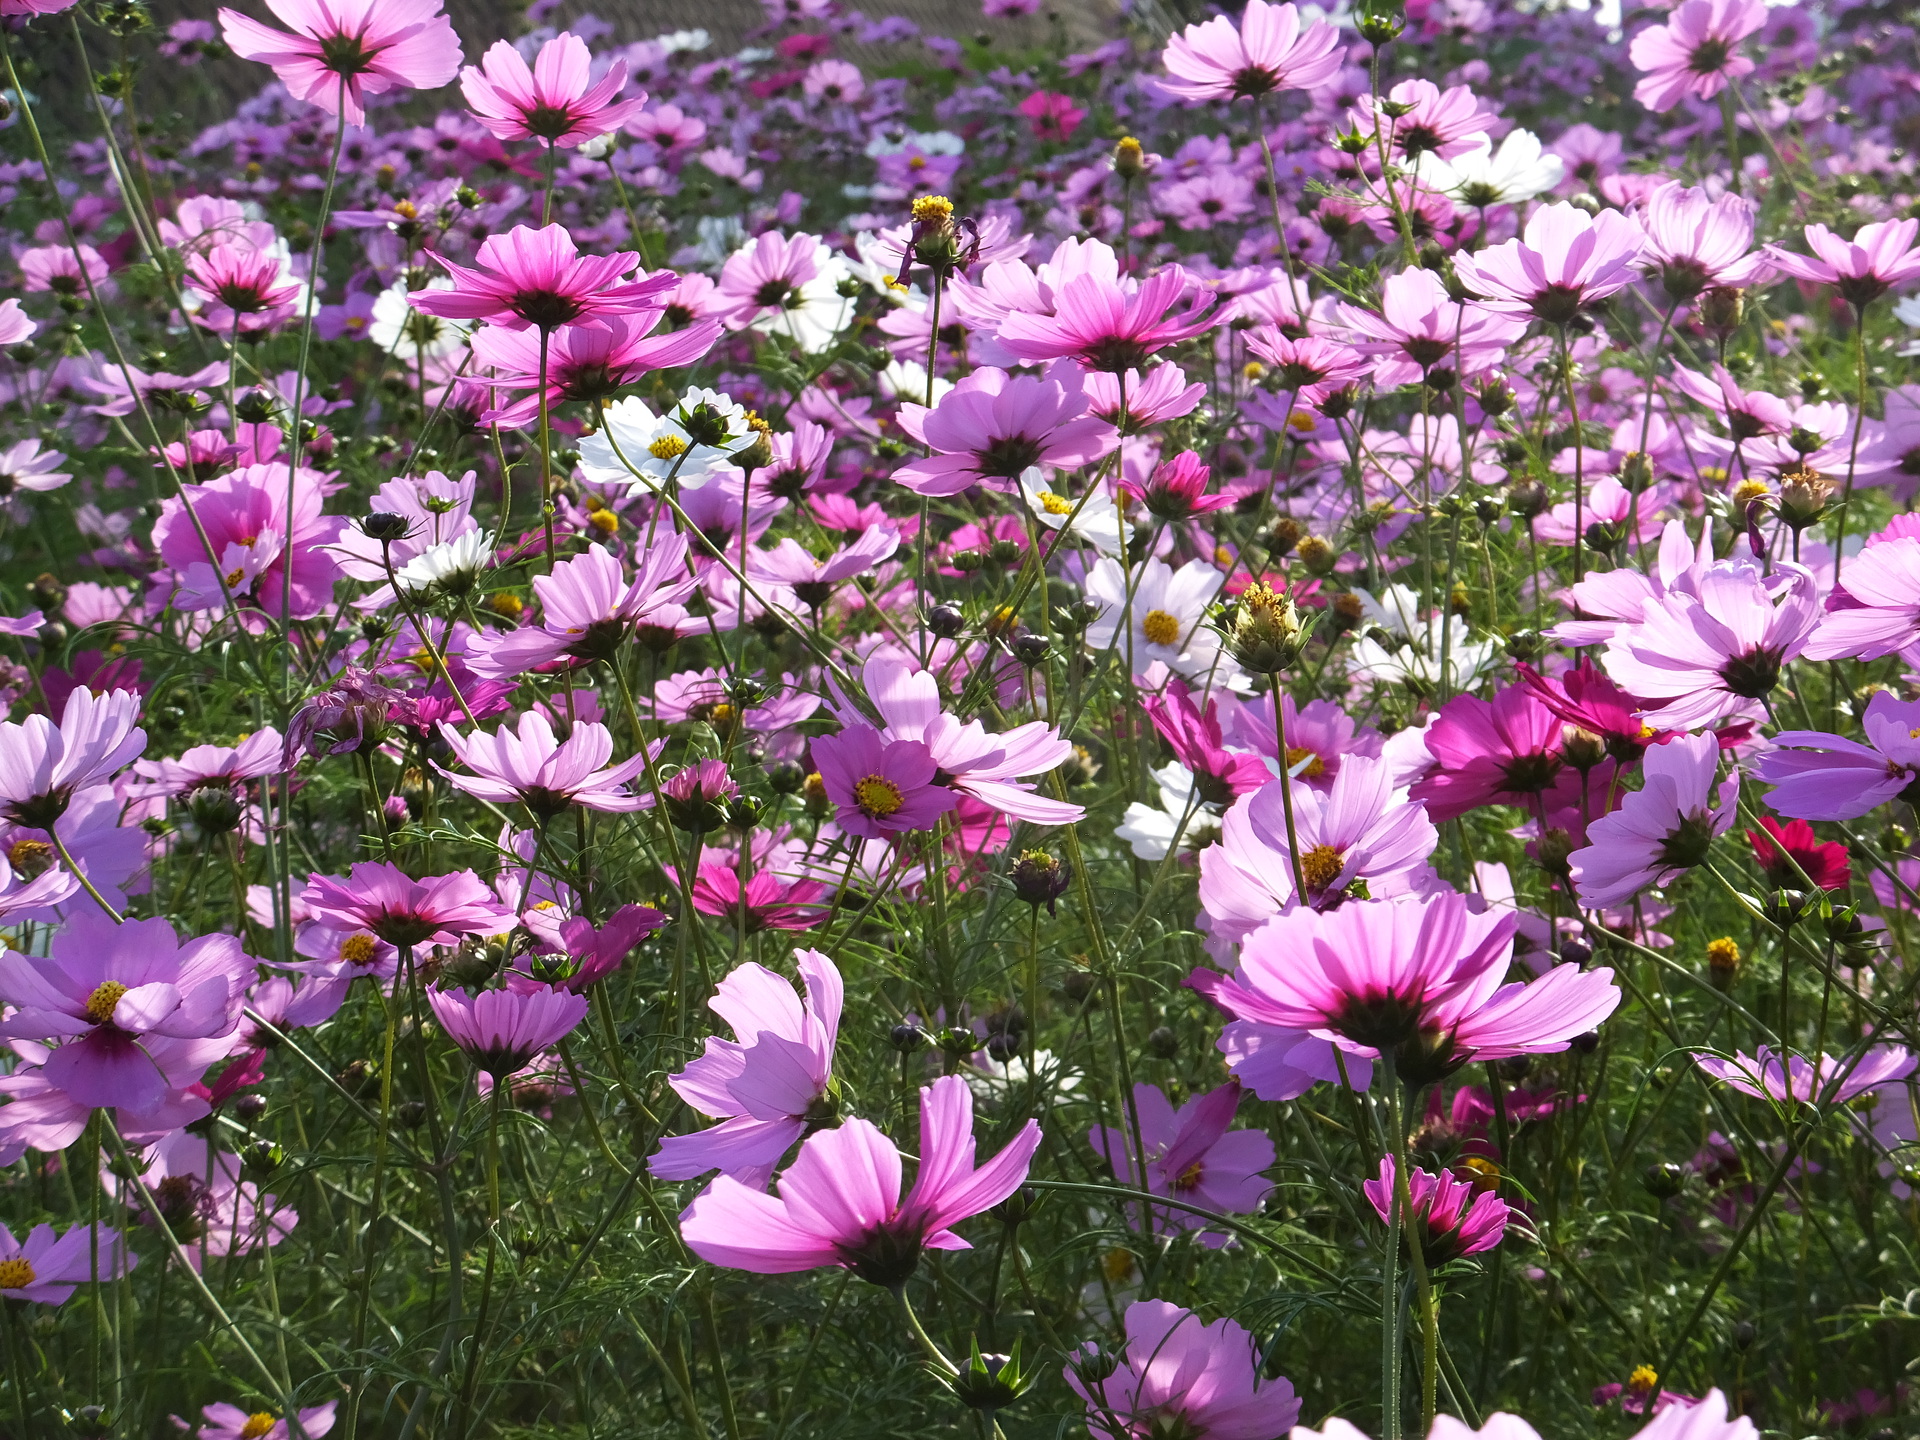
left=745, top=524, right=900, bottom=607
left=679, top=1073, right=1041, bottom=1283
left=1017, top=90, right=1086, bottom=141
left=651, top=948, right=842, bottom=1188
left=1118, top=451, right=1235, bottom=522
left=1158, top=0, right=1342, bottom=104
left=301, top=862, right=514, bottom=948
left=894, top=365, right=1118, bottom=497
left=428, top=985, right=589, bottom=1082
left=1364, top=1156, right=1516, bottom=1264
left=1088, top=1082, right=1274, bottom=1242
left=151, top=462, right=345, bottom=622
left=1629, top=0, right=1767, bottom=112
left=1517, top=658, right=1667, bottom=764
left=1695, top=1046, right=1915, bottom=1106
left=1752, top=690, right=1920, bottom=820
left=1453, top=202, right=1646, bottom=327
left=0, top=911, right=250, bottom=1112
left=461, top=32, right=646, bottom=147
left=437, top=712, right=652, bottom=817
left=183, top=244, right=301, bottom=334
left=1065, top=1300, right=1300, bottom=1440
left=1142, top=679, right=1270, bottom=804
left=1338, top=268, right=1524, bottom=389
left=1570, top=734, right=1738, bottom=908
left=0, top=1223, right=135, bottom=1305
left=1410, top=685, right=1569, bottom=822
left=0, top=686, right=145, bottom=831
left=997, top=267, right=1217, bottom=374
left=1765, top=219, right=1920, bottom=308
left=414, top=225, right=674, bottom=332
left=687, top=840, right=833, bottom=932
left=811, top=723, right=960, bottom=839
left=218, top=0, right=462, bottom=127
left=473, top=313, right=722, bottom=425
left=1745, top=816, right=1850, bottom=891
left=511, top=903, right=665, bottom=989
left=466, top=539, right=698, bottom=679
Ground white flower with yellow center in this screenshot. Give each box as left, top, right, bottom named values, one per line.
left=1082, top=555, right=1240, bottom=689
left=577, top=388, right=753, bottom=492
left=1019, top=467, right=1124, bottom=556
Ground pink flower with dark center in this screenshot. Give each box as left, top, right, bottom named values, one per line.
left=1243, top=328, right=1370, bottom=406
left=0, top=1223, right=135, bottom=1305
left=1765, top=219, right=1920, bottom=309
left=802, top=58, right=863, bottom=105
left=116, top=1130, right=296, bottom=1267
left=1517, top=659, right=1666, bottom=765
left=1364, top=1155, right=1515, bottom=1264
left=427, top=986, right=589, bottom=1082
left=414, top=225, right=674, bottom=332
left=461, top=32, right=646, bottom=147
left=183, top=244, right=302, bottom=334
left=1752, top=690, right=1920, bottom=820
left=437, top=712, right=654, bottom=817
left=184, top=1402, right=337, bottom=1440
left=716, top=231, right=824, bottom=327
left=1410, top=684, right=1570, bottom=823
left=218, top=0, right=462, bottom=127
left=1118, top=451, right=1234, bottom=522
left=1142, top=679, right=1270, bottom=805
left=1088, top=1082, right=1274, bottom=1243
left=511, top=903, right=665, bottom=990
left=746, top=524, right=900, bottom=608
left=465, top=539, right=698, bottom=679
left=1452, top=202, right=1646, bottom=328
left=152, top=461, right=345, bottom=622
left=651, top=948, right=842, bottom=1188
left=1084, top=364, right=1207, bottom=430
left=997, top=267, right=1217, bottom=374
left=1629, top=0, right=1767, bottom=113
left=679, top=1073, right=1040, bottom=1284
left=1358, top=79, right=1500, bottom=162
left=0, top=910, right=250, bottom=1112
left=1337, top=268, right=1525, bottom=389
left=1570, top=733, right=1738, bottom=908
left=301, top=862, right=514, bottom=948
left=1694, top=1045, right=1915, bottom=1106
left=0, top=686, right=145, bottom=831
left=1634, top=182, right=1771, bottom=303
left=1017, top=90, right=1086, bottom=141
left=1745, top=816, right=1850, bottom=892
left=1064, top=1300, right=1301, bottom=1440
left=128, top=728, right=284, bottom=800
left=472, top=313, right=723, bottom=425
left=1158, top=0, right=1342, bottom=104
left=894, top=365, right=1118, bottom=497
left=811, top=723, right=960, bottom=839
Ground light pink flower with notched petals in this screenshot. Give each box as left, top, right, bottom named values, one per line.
left=651, top=948, right=843, bottom=1188
left=183, top=1401, right=338, bottom=1440
left=218, top=0, right=462, bottom=127
left=1764, top=219, right=1920, bottom=308
left=894, top=365, right=1117, bottom=497
left=1088, top=1082, right=1274, bottom=1244
left=436, top=712, right=655, bottom=817
left=679, top=1073, right=1040, bottom=1283
left=1628, top=0, right=1766, bottom=112
left=1752, top=690, right=1920, bottom=821
left=1065, top=1299, right=1300, bottom=1440
left=1694, top=1045, right=1916, bottom=1107
left=996, top=266, right=1217, bottom=375
left=1802, top=535, right=1920, bottom=662
left=1633, top=181, right=1773, bottom=300
left=0, top=1223, right=136, bottom=1305
left=0, top=686, right=145, bottom=832
left=1570, top=733, right=1738, bottom=908
left=1452, top=202, right=1646, bottom=327
left=300, top=862, right=515, bottom=948
left=1158, top=0, right=1342, bottom=104
left=461, top=32, right=646, bottom=147
left=465, top=538, right=698, bottom=679
left=414, top=225, right=674, bottom=332
left=1337, top=268, right=1525, bottom=390
left=428, top=985, right=589, bottom=1081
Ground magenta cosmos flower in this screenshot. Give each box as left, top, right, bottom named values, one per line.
left=1802, top=534, right=1920, bottom=661
left=465, top=538, right=698, bottom=679
left=1204, top=892, right=1621, bottom=1088
left=1364, top=1156, right=1515, bottom=1264
left=996, top=267, right=1217, bottom=374
left=0, top=1223, right=135, bottom=1305
left=1628, top=0, right=1766, bottom=112
left=1142, top=680, right=1269, bottom=805
left=428, top=986, right=589, bottom=1083
left=651, top=948, right=842, bottom=1189
left=1337, top=268, right=1524, bottom=389
left=0, top=685, right=145, bottom=831
left=1453, top=202, right=1646, bottom=327
left=301, top=862, right=514, bottom=948
left=218, top=0, right=461, bottom=127
left=437, top=712, right=652, bottom=818
left=183, top=244, right=301, bottom=334
left=1694, top=1045, right=1916, bottom=1107
left=152, top=461, right=344, bottom=621
left=1751, top=691, right=1920, bottom=820
left=679, top=1073, right=1041, bottom=1286
left=0, top=910, right=250, bottom=1112
left=1088, top=1082, right=1274, bottom=1243
left=893, top=365, right=1118, bottom=497
left=414, top=224, right=674, bottom=332
left=473, top=313, right=722, bottom=426
left=186, top=1402, right=338, bottom=1440
left=1570, top=733, right=1738, bottom=908
left=1765, top=219, right=1920, bottom=308
left=1410, top=684, right=1570, bottom=823
left=1065, top=1300, right=1300, bottom=1440
left=1158, top=0, right=1342, bottom=104
left=461, top=32, right=646, bottom=148
left=811, top=724, right=959, bottom=840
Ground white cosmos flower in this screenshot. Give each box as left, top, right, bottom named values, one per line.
left=372, top=278, right=470, bottom=361
left=1084, top=555, right=1241, bottom=690
left=1417, top=129, right=1564, bottom=207
left=1348, top=611, right=1502, bottom=690
left=394, top=529, right=492, bottom=599
left=577, top=388, right=754, bottom=492
left=1896, top=295, right=1920, bottom=356
left=1019, top=466, right=1125, bottom=556
left=1115, top=762, right=1223, bottom=861
left=877, top=359, right=953, bottom=406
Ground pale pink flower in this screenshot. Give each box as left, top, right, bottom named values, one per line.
left=1694, top=1045, right=1916, bottom=1107
left=1065, top=1300, right=1300, bottom=1440
left=1088, top=1082, right=1274, bottom=1243
left=1337, top=268, right=1525, bottom=389
left=1802, top=534, right=1920, bottom=661
left=465, top=538, right=698, bottom=679
left=0, top=1223, right=135, bottom=1304
left=997, top=267, right=1217, bottom=374
left=437, top=712, right=653, bottom=817
left=0, top=686, right=146, bottom=832
left=1634, top=182, right=1771, bottom=301
left=1452, top=202, right=1646, bottom=327
left=1765, top=219, right=1920, bottom=308
left=183, top=1401, right=338, bottom=1440
left=894, top=365, right=1117, bottom=497
left=1158, top=0, right=1342, bottom=104
left=1629, top=0, right=1767, bottom=112
left=1570, top=733, right=1738, bottom=908
left=461, top=32, right=646, bottom=147
left=428, top=985, right=589, bottom=1081
left=218, top=0, right=462, bottom=127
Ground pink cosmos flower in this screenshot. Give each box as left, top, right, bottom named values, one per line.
left=1118, top=451, right=1235, bottom=522
left=1243, top=329, right=1369, bottom=407
left=1802, top=534, right=1920, bottom=661
left=1219, top=693, right=1383, bottom=791
left=301, top=862, right=514, bottom=948
left=465, top=539, right=698, bottom=679
left=1088, top=1082, right=1274, bottom=1243
left=1358, top=79, right=1500, bottom=162
left=679, top=1073, right=1041, bottom=1285
left=0, top=1032, right=233, bottom=1162
left=1202, top=892, right=1621, bottom=1088
left=473, top=313, right=723, bottom=426
left=1158, top=0, right=1342, bottom=104
left=1298, top=1394, right=1754, bottom=1440
left=0, top=686, right=145, bottom=832
left=415, top=225, right=674, bottom=332
left=1065, top=1299, right=1301, bottom=1440
left=1452, top=202, right=1646, bottom=327
left=428, top=985, right=589, bottom=1082
left=183, top=245, right=301, bottom=334
left=686, top=840, right=833, bottom=932
left=184, top=1402, right=338, bottom=1440
left=1570, top=733, right=1738, bottom=908
left=802, top=58, right=863, bottom=105
left=0, top=439, right=71, bottom=500
left=510, top=903, right=665, bottom=989
left=152, top=462, right=345, bottom=622
left=1601, top=561, right=1820, bottom=728
left=746, top=524, right=899, bottom=607
left=1337, top=268, right=1525, bottom=389
left=0, top=299, right=34, bottom=346
left=1752, top=690, right=1920, bottom=820
left=1694, top=1045, right=1916, bottom=1107
left=811, top=724, right=959, bottom=840
left=117, top=1130, right=296, bottom=1266
left=1765, top=219, right=1920, bottom=308
left=128, top=729, right=285, bottom=800
left=1634, top=182, right=1771, bottom=302
left=651, top=948, right=842, bottom=1188
left=1017, top=90, right=1086, bottom=142
left=1143, top=680, right=1270, bottom=804
left=19, top=244, right=108, bottom=297
left=218, top=0, right=462, bottom=127
left=1084, top=364, right=1207, bottom=430
left=997, top=267, right=1217, bottom=374
left=437, top=712, right=653, bottom=817
left=1745, top=815, right=1850, bottom=892
left=1364, top=1156, right=1515, bottom=1264
left=461, top=32, right=646, bottom=147
left=0, top=1223, right=135, bottom=1304
left=0, top=911, right=250, bottom=1112
left=1629, top=0, right=1766, bottom=112
left=894, top=365, right=1117, bottom=497
left=1410, top=685, right=1570, bottom=823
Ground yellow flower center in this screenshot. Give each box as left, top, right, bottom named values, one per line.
left=649, top=435, right=689, bottom=461
left=239, top=1413, right=277, bottom=1440
left=1731, top=478, right=1770, bottom=504
left=589, top=509, right=619, bottom=535
left=1141, top=609, right=1182, bottom=646
left=1298, top=844, right=1346, bottom=892
left=393, top=199, right=418, bottom=220
left=1285, top=746, right=1327, bottom=780
left=911, top=194, right=953, bottom=223
left=1171, top=1160, right=1204, bottom=1192
left=1628, top=1366, right=1659, bottom=1394
left=339, top=933, right=379, bottom=967
left=1101, top=1247, right=1137, bottom=1283
left=1243, top=360, right=1266, bottom=381
left=1288, top=410, right=1316, bottom=433
left=853, top=774, right=905, bottom=818
left=488, top=591, right=524, bottom=620
left=1706, top=936, right=1741, bottom=970
left=0, top=1257, right=34, bottom=1289
left=1037, top=490, right=1074, bottom=516
left=225, top=566, right=247, bottom=588
left=8, top=839, right=52, bottom=874
left=85, top=981, right=129, bottom=1025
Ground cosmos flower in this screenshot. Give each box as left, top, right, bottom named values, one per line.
left=461, top=32, right=646, bottom=147
left=1087, top=1082, right=1274, bottom=1243
left=218, top=0, right=462, bottom=127
left=1628, top=0, right=1767, bottom=112
left=1158, top=0, right=1343, bottom=104
left=1065, top=1299, right=1301, bottom=1440
left=1363, top=1156, right=1516, bottom=1264
left=0, top=1222, right=136, bottom=1304
left=1570, top=734, right=1738, bottom=908
left=427, top=986, right=590, bottom=1083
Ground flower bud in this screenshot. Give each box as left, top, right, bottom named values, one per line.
left=1618, top=451, right=1655, bottom=493
left=1292, top=535, right=1336, bottom=576
left=1777, top=468, right=1832, bottom=531
left=1563, top=727, right=1607, bottom=771
left=1705, top=935, right=1742, bottom=988
left=363, top=511, right=411, bottom=543
left=889, top=1022, right=929, bottom=1054
left=949, top=548, right=985, bottom=574
left=233, top=1093, right=267, bottom=1123
left=1698, top=286, right=1744, bottom=333
left=1641, top=1161, right=1686, bottom=1199
left=1113, top=136, right=1147, bottom=180
left=185, top=783, right=245, bottom=836
left=1145, top=1025, right=1177, bottom=1059
left=1216, top=581, right=1311, bottom=673
left=944, top=1338, right=1033, bottom=1414
left=1009, top=849, right=1070, bottom=913
left=1011, top=631, right=1051, bottom=665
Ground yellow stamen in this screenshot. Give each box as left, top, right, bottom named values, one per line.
left=1037, top=490, right=1074, bottom=516
left=238, top=1413, right=277, bottom=1440
left=853, top=774, right=905, bottom=818
left=1298, top=843, right=1345, bottom=892
left=1285, top=746, right=1327, bottom=779
left=911, top=195, right=953, bottom=223
left=339, top=933, right=379, bottom=967
left=1141, top=609, right=1182, bottom=646
left=0, top=1257, right=34, bottom=1290
left=649, top=435, right=689, bottom=461
left=85, top=980, right=129, bottom=1025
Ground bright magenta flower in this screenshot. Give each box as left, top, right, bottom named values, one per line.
left=1364, top=1155, right=1516, bottom=1263
left=680, top=1074, right=1039, bottom=1283
left=1158, top=0, right=1342, bottom=104
left=1628, top=0, right=1767, bottom=113
left=183, top=244, right=301, bottom=334
left=1337, top=268, right=1524, bottom=389
left=811, top=723, right=960, bottom=839
left=414, top=224, right=675, bottom=331
left=1088, top=1082, right=1273, bottom=1242
left=1118, top=451, right=1236, bottom=522
left=997, top=267, right=1217, bottom=373
left=428, top=985, right=589, bottom=1082
left=1141, top=678, right=1269, bottom=803
left=300, top=862, right=514, bottom=948
left=218, top=0, right=462, bottom=127
left=461, top=32, right=646, bottom=147
left=1410, top=684, right=1570, bottom=822
left=472, top=313, right=723, bottom=425
left=1065, top=1300, right=1300, bottom=1440
left=464, top=539, right=698, bottom=679
left=1452, top=202, right=1646, bottom=327
left=437, top=711, right=654, bottom=817
left=1016, top=90, right=1086, bottom=141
